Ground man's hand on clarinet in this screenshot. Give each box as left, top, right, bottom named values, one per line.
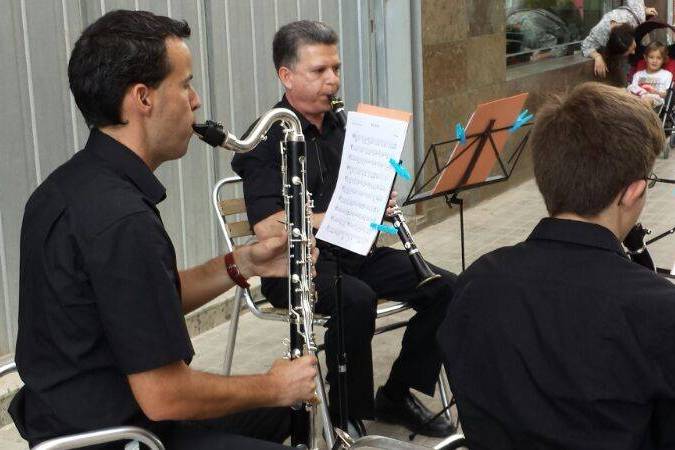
left=267, top=356, right=318, bottom=407
left=233, top=233, right=319, bottom=279
left=385, top=191, right=398, bottom=217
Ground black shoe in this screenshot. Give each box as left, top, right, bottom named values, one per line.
left=374, top=386, right=454, bottom=438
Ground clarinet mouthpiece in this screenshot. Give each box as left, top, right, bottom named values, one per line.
left=329, top=95, right=344, bottom=110
left=329, top=95, right=347, bottom=129
left=192, top=120, right=226, bottom=147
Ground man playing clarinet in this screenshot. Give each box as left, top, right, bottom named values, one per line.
left=232, top=20, right=457, bottom=437
left=12, top=10, right=317, bottom=450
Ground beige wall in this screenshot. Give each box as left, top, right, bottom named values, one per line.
left=415, top=0, right=596, bottom=226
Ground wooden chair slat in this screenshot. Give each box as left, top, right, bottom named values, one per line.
left=228, top=220, right=253, bottom=238
left=219, top=198, right=247, bottom=216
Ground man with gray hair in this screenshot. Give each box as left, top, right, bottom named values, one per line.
left=232, top=20, right=457, bottom=438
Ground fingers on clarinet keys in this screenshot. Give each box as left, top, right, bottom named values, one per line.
left=269, top=356, right=318, bottom=407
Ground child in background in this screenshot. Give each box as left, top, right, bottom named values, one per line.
left=628, top=41, right=672, bottom=107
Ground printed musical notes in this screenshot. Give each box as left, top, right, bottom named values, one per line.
left=316, top=110, right=409, bottom=255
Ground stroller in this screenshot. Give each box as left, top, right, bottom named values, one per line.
left=628, top=20, right=675, bottom=158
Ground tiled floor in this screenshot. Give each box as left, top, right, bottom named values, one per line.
left=2, top=156, right=674, bottom=449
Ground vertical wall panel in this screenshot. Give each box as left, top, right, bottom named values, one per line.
left=0, top=1, right=36, bottom=353
left=0, top=0, right=379, bottom=355
left=62, top=0, right=89, bottom=153
left=104, top=0, right=137, bottom=11
left=298, top=0, right=320, bottom=20
left=24, top=0, right=75, bottom=177
left=224, top=0, right=257, bottom=135
left=276, top=0, right=300, bottom=27
left=0, top=213, right=13, bottom=352
left=253, top=0, right=280, bottom=113
left=320, top=0, right=341, bottom=37
left=80, top=0, right=104, bottom=25
left=341, top=0, right=368, bottom=110
left=203, top=0, right=236, bottom=181
left=137, top=0, right=168, bottom=14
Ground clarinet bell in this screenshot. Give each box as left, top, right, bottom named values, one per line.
left=417, top=272, right=442, bottom=289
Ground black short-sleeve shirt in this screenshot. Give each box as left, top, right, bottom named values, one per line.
left=10, top=129, right=194, bottom=446
left=231, top=95, right=344, bottom=227
left=438, top=218, right=675, bottom=450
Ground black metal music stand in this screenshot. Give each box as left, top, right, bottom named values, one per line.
left=645, top=176, right=675, bottom=279
left=403, top=121, right=532, bottom=271
left=645, top=227, right=675, bottom=279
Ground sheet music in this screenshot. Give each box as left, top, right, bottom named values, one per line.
left=316, top=111, right=409, bottom=255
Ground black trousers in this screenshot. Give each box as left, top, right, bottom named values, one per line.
left=160, top=407, right=291, bottom=449
left=263, top=246, right=456, bottom=419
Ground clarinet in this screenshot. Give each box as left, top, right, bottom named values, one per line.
left=329, top=96, right=441, bottom=287
left=194, top=111, right=334, bottom=449
left=623, top=223, right=656, bottom=272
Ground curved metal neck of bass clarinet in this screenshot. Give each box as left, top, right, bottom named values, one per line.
left=223, top=108, right=305, bottom=152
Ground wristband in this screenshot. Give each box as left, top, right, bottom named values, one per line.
left=224, top=252, right=250, bottom=288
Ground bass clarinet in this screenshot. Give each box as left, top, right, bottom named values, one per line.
left=330, top=96, right=441, bottom=287
left=193, top=110, right=334, bottom=450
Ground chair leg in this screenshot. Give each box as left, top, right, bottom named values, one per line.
left=665, top=132, right=673, bottom=159
left=223, top=288, right=244, bottom=376
left=438, top=366, right=456, bottom=429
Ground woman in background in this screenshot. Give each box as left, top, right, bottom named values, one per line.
left=581, top=0, right=657, bottom=78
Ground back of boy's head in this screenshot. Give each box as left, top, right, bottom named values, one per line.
left=530, top=82, right=662, bottom=217
left=644, top=41, right=669, bottom=64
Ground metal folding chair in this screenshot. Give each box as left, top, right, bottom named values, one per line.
left=212, top=176, right=456, bottom=429
left=0, top=360, right=165, bottom=450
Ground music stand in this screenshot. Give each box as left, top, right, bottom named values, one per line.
left=404, top=93, right=531, bottom=270
left=644, top=175, right=675, bottom=279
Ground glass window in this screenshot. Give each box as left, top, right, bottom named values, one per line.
left=505, top=0, right=619, bottom=66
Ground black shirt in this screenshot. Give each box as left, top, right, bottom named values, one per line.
left=438, top=218, right=675, bottom=450
left=231, top=95, right=344, bottom=228
left=10, top=129, right=194, bottom=446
